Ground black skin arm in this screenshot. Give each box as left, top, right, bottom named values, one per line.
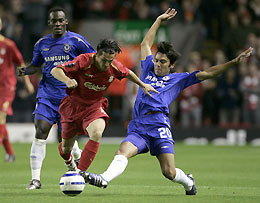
left=17, top=64, right=42, bottom=76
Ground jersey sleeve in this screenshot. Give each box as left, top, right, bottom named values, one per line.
left=31, top=40, right=45, bottom=66
left=111, top=59, right=130, bottom=80
left=57, top=54, right=90, bottom=73
left=140, top=55, right=154, bottom=80
left=10, top=40, right=24, bottom=66
left=179, top=71, right=201, bottom=89
left=72, top=35, right=96, bottom=54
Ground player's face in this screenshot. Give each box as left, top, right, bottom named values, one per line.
left=154, top=52, right=173, bottom=76
left=48, top=11, right=68, bottom=38
left=96, top=51, right=116, bottom=71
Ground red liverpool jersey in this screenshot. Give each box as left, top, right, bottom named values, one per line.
left=58, top=53, right=129, bottom=105
left=0, top=36, right=24, bottom=96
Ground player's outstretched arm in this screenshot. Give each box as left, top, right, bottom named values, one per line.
left=50, top=67, right=78, bottom=89
left=17, top=64, right=41, bottom=76
left=196, top=47, right=253, bottom=81
left=140, top=8, right=177, bottom=60
left=127, top=70, right=159, bottom=97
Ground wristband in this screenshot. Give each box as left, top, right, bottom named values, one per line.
left=24, top=68, right=29, bottom=75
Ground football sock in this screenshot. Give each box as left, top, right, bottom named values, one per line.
left=72, top=140, right=81, bottom=160
left=78, top=139, right=99, bottom=171
left=0, top=124, right=14, bottom=155
left=30, top=138, right=46, bottom=180
left=0, top=124, right=5, bottom=147
left=172, top=168, right=193, bottom=191
left=58, top=142, right=71, bottom=161
left=101, top=155, right=128, bottom=182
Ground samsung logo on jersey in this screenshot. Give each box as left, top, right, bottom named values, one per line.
left=146, top=75, right=158, bottom=82
left=45, top=55, right=70, bottom=62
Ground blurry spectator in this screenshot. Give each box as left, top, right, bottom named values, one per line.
left=216, top=68, right=241, bottom=127
left=240, top=63, right=260, bottom=127
left=200, top=59, right=219, bottom=126
left=199, top=0, right=223, bottom=40
left=223, top=12, right=241, bottom=58
left=249, top=0, right=260, bottom=26
left=180, top=0, right=201, bottom=24
left=179, top=64, right=203, bottom=127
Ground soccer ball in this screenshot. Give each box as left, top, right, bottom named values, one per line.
left=59, top=171, right=85, bottom=196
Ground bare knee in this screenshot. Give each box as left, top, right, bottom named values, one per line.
left=88, top=129, right=103, bottom=142
left=162, top=167, right=176, bottom=180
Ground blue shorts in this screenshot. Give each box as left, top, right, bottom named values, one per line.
left=122, top=132, right=174, bottom=156
left=123, top=113, right=174, bottom=156
left=33, top=98, right=62, bottom=132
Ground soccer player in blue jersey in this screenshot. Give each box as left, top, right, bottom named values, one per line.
left=18, top=7, right=95, bottom=190
left=83, top=8, right=253, bottom=195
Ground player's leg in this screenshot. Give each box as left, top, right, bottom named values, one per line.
left=58, top=136, right=77, bottom=171
left=101, top=141, right=138, bottom=181
left=57, top=116, right=81, bottom=165
left=78, top=118, right=105, bottom=171
left=84, top=133, right=147, bottom=188
left=82, top=141, right=138, bottom=188
left=157, top=153, right=197, bottom=195
left=0, top=111, right=15, bottom=162
left=58, top=121, right=79, bottom=171
left=26, top=118, right=52, bottom=190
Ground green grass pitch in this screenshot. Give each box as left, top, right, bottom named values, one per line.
left=0, top=142, right=260, bottom=203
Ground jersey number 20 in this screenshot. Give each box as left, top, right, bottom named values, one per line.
left=158, top=127, right=172, bottom=139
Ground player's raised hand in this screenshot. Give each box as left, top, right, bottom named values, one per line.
left=66, top=79, right=78, bottom=89
left=158, top=8, right=177, bottom=22
left=142, top=83, right=159, bottom=97
left=233, top=47, right=253, bottom=64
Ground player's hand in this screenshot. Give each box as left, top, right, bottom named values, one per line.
left=142, top=83, right=159, bottom=97
left=233, top=47, right=253, bottom=64
left=157, top=8, right=177, bottom=22
left=17, top=66, right=26, bottom=76
left=66, top=79, right=78, bottom=89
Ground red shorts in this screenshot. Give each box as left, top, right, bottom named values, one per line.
left=59, top=96, right=109, bottom=139
left=0, top=96, right=15, bottom=115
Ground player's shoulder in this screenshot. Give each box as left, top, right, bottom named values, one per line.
left=111, top=59, right=125, bottom=71
left=67, top=31, right=86, bottom=41
left=34, top=34, right=52, bottom=46
left=0, top=36, right=15, bottom=47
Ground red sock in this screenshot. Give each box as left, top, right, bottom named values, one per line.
left=58, top=142, right=71, bottom=161
left=1, top=124, right=14, bottom=155
left=78, top=139, right=99, bottom=171
left=0, top=124, right=4, bottom=147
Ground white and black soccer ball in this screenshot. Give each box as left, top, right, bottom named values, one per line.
left=59, top=171, right=85, bottom=196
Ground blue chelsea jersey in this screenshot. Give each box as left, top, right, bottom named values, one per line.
left=31, top=31, right=95, bottom=101
left=133, top=55, right=201, bottom=118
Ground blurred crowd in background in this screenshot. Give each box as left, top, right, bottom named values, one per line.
left=1, top=0, right=260, bottom=129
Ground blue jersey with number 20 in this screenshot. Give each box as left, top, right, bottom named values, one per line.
left=128, top=55, right=201, bottom=140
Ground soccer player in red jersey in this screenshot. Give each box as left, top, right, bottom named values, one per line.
left=51, top=39, right=158, bottom=173
left=0, top=18, right=34, bottom=162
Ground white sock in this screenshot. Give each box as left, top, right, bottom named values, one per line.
left=101, top=155, right=128, bottom=182
left=172, top=168, right=193, bottom=191
left=30, top=138, right=46, bottom=181
left=71, top=140, right=81, bottom=160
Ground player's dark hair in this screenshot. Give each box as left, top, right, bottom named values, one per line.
left=48, top=7, right=67, bottom=19
left=156, top=41, right=181, bottom=65
left=97, top=39, right=122, bottom=55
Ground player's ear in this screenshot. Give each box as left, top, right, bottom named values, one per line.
left=65, top=19, right=69, bottom=25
